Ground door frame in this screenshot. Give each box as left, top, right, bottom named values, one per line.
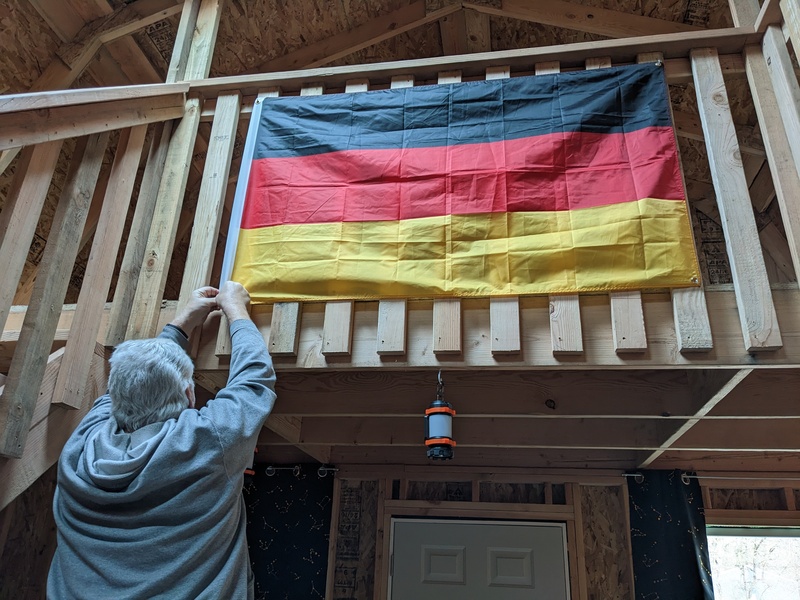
left=376, top=497, right=584, bottom=600
left=387, top=517, right=571, bottom=600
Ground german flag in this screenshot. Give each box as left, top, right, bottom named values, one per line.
left=230, top=63, right=700, bottom=302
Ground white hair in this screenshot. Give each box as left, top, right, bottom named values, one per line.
left=108, top=337, right=194, bottom=432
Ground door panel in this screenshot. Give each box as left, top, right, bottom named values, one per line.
left=390, top=519, right=570, bottom=600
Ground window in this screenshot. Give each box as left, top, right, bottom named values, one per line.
left=707, top=526, right=800, bottom=599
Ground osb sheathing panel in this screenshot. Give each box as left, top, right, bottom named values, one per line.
left=333, top=479, right=378, bottom=600
left=0, top=0, right=62, bottom=93
left=0, top=463, right=58, bottom=599
left=581, top=485, right=634, bottom=600
left=709, top=488, right=788, bottom=510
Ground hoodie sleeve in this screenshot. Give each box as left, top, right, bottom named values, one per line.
left=199, top=319, right=276, bottom=479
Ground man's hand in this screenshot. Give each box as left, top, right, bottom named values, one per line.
left=170, top=286, right=220, bottom=335
left=216, top=281, right=251, bottom=323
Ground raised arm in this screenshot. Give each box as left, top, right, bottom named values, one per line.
left=200, top=282, right=276, bottom=477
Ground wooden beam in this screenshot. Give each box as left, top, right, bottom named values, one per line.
left=167, top=0, right=203, bottom=84
left=191, top=288, right=800, bottom=371
left=183, top=0, right=224, bottom=81
left=0, top=83, right=189, bottom=114
left=744, top=40, right=800, bottom=275
left=321, top=302, right=355, bottom=357
left=126, top=0, right=225, bottom=340
left=485, top=65, right=521, bottom=356
left=782, top=0, right=800, bottom=53
left=535, top=60, right=584, bottom=356
left=439, top=9, right=468, bottom=56
left=194, top=28, right=760, bottom=98
left=586, top=56, right=647, bottom=354
left=176, top=93, right=241, bottom=326
left=52, top=126, right=148, bottom=409
left=692, top=47, right=782, bottom=352
left=464, top=8, right=492, bottom=53
left=0, top=91, right=186, bottom=152
left=105, top=121, right=173, bottom=346
left=0, top=344, right=107, bottom=511
left=375, top=74, right=415, bottom=357
left=0, top=142, right=62, bottom=335
left=56, top=0, right=182, bottom=75
left=638, top=369, right=753, bottom=467
left=0, top=133, right=108, bottom=458
left=433, top=70, right=463, bottom=356
left=756, top=0, right=784, bottom=31
left=762, top=26, right=800, bottom=258
left=490, top=0, right=703, bottom=37
left=249, top=1, right=437, bottom=73
left=270, top=416, right=674, bottom=449
left=124, top=100, right=202, bottom=339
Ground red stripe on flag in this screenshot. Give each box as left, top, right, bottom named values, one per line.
left=241, top=127, right=683, bottom=229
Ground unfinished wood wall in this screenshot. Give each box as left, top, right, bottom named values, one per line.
left=0, top=464, right=58, bottom=600
left=328, top=474, right=633, bottom=600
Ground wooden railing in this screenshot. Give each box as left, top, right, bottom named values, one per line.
left=2, top=9, right=800, bottom=506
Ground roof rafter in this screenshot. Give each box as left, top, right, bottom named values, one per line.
left=475, top=0, right=704, bottom=38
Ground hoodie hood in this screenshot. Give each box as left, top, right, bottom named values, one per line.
left=79, top=419, right=173, bottom=492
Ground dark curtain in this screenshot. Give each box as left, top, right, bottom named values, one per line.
left=244, top=465, right=334, bottom=600
left=627, top=469, right=714, bottom=600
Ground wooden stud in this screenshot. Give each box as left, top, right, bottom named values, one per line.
left=268, top=303, right=302, bottom=357
left=549, top=295, right=583, bottom=355
left=432, top=299, right=462, bottom=355
left=319, top=80, right=367, bottom=358
left=166, top=0, right=202, bottom=84
left=324, top=477, right=342, bottom=600
left=52, top=125, right=148, bottom=409
left=785, top=487, right=797, bottom=511
left=432, top=71, right=463, bottom=355
left=636, top=52, right=714, bottom=353
left=464, top=8, right=491, bottom=53
left=585, top=56, right=648, bottom=354
left=535, top=61, right=585, bottom=355
left=125, top=99, right=203, bottom=339
left=746, top=42, right=800, bottom=281
left=106, top=121, right=173, bottom=346
left=782, top=0, right=800, bottom=54
left=0, top=133, right=108, bottom=458
left=0, top=343, right=108, bottom=511
left=177, top=92, right=241, bottom=326
left=377, top=299, right=407, bottom=356
left=692, top=48, right=782, bottom=351
left=375, top=75, right=414, bottom=356
left=126, top=0, right=225, bottom=340
left=322, top=301, right=355, bottom=357
left=489, top=298, right=521, bottom=355
left=0, top=141, right=62, bottom=334
left=484, top=65, right=522, bottom=356
left=570, top=484, right=589, bottom=600
left=439, top=9, right=468, bottom=55
left=373, top=479, right=388, bottom=600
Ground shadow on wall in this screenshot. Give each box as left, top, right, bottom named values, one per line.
left=244, top=464, right=334, bottom=600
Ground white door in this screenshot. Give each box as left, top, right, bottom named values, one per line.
left=389, top=519, right=570, bottom=600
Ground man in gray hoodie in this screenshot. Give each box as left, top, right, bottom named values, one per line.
left=47, top=281, right=276, bottom=600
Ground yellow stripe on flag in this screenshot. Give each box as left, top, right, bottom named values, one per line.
left=231, top=198, right=700, bottom=302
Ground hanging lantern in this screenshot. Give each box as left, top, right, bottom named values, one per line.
left=424, top=371, right=456, bottom=460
